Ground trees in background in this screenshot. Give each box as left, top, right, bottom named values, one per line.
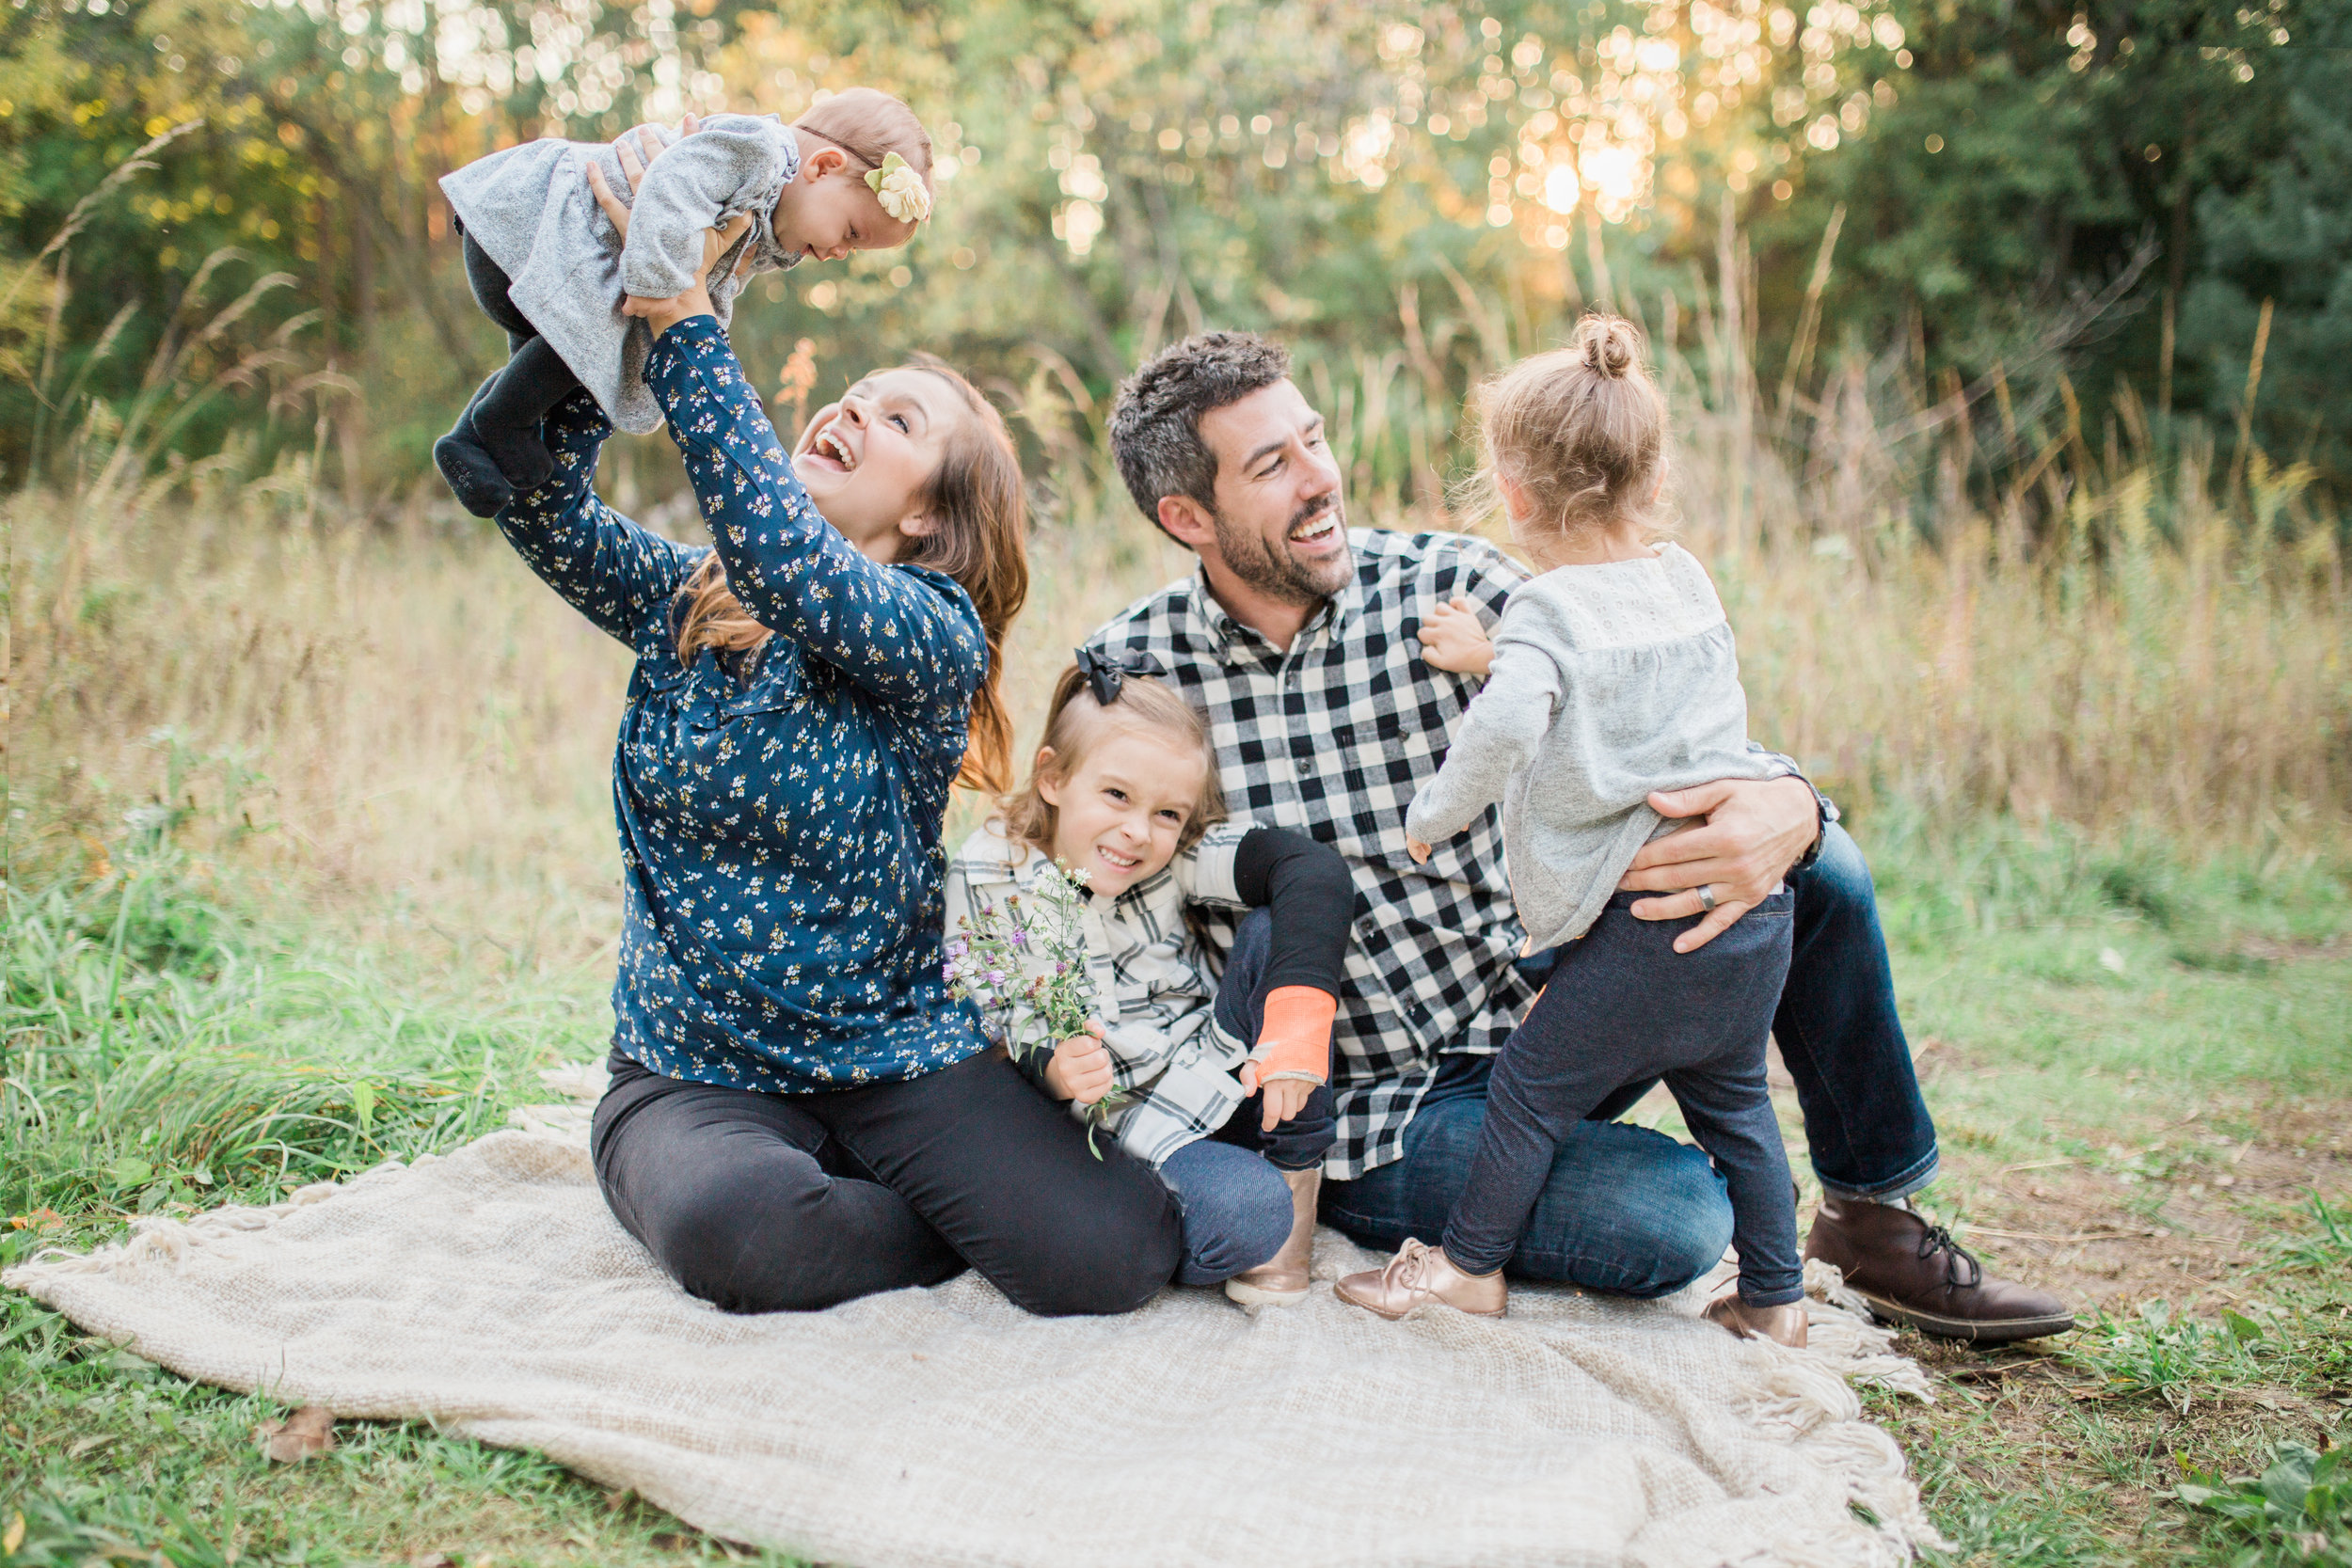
left=0, top=0, right=2335, bottom=512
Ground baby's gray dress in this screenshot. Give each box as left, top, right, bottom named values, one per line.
left=438, top=114, right=801, bottom=434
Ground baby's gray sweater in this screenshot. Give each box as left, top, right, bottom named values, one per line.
left=1405, top=544, right=1789, bottom=951
left=438, top=115, right=801, bottom=434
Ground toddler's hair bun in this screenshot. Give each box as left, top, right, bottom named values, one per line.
left=1576, top=314, right=1639, bottom=380
left=1454, top=310, right=1668, bottom=539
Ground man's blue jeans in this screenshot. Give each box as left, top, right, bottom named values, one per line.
left=1321, top=824, right=1938, bottom=1297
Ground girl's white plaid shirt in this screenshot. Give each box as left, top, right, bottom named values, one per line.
left=942, top=820, right=1265, bottom=1169
left=1083, top=529, right=1541, bottom=1180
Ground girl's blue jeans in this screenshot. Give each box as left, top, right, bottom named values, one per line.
left=1160, top=908, right=1335, bottom=1285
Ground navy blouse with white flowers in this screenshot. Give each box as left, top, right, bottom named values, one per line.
left=498, top=315, right=989, bottom=1093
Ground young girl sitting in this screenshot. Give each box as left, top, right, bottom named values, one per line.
left=1335, top=314, right=1809, bottom=1346
left=435, top=88, right=933, bottom=518
left=945, top=655, right=1355, bottom=1307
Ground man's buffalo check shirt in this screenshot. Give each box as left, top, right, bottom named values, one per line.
left=1087, top=528, right=1535, bottom=1180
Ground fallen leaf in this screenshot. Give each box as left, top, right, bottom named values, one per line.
left=253, top=1404, right=336, bottom=1463
left=6, top=1209, right=64, bottom=1233
left=67, top=1433, right=118, bottom=1459
left=4, top=1511, right=24, bottom=1555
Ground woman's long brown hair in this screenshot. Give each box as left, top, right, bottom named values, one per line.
left=673, top=356, right=1028, bottom=793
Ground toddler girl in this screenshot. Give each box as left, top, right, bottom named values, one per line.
left=1336, top=315, right=1808, bottom=1346
left=435, top=88, right=933, bottom=517
left=945, top=654, right=1354, bottom=1306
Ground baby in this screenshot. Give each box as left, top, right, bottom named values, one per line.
left=434, top=88, right=933, bottom=517
left=1336, top=315, right=1809, bottom=1346
left=945, top=654, right=1354, bottom=1307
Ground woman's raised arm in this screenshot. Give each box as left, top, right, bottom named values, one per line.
left=644, top=319, right=986, bottom=711
left=496, top=389, right=704, bottom=652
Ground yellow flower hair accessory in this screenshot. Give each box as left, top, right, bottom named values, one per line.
left=865, top=150, right=931, bottom=224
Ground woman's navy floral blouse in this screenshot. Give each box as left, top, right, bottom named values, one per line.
left=498, top=315, right=989, bottom=1094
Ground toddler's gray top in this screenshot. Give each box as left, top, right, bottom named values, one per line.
left=439, top=115, right=801, bottom=434
left=1405, top=543, right=1790, bottom=951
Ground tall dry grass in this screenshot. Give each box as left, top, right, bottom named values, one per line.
left=6, top=203, right=2345, bottom=964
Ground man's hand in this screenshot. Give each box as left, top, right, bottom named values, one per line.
left=1418, top=595, right=1494, bottom=676
left=1237, top=1062, right=1316, bottom=1132
left=1618, top=775, right=1819, bottom=953
left=1041, top=1025, right=1115, bottom=1106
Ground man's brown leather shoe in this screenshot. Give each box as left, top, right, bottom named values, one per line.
left=1804, top=1196, right=2075, bottom=1343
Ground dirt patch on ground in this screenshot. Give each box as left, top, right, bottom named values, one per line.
left=1922, top=1090, right=2352, bottom=1321
left=1654, top=1049, right=2351, bottom=1321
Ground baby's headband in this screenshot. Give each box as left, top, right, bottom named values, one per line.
left=865, top=150, right=931, bottom=224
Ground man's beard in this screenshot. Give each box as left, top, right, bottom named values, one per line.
left=1212, top=495, right=1354, bottom=609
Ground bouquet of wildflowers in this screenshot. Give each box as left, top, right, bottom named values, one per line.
left=944, top=861, right=1129, bottom=1155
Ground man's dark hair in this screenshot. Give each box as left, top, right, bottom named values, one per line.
left=1107, top=331, right=1292, bottom=538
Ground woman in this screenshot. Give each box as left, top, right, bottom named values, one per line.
left=479, top=143, right=1183, bottom=1315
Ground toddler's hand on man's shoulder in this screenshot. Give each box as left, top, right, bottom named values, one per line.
left=1418, top=595, right=1493, bottom=676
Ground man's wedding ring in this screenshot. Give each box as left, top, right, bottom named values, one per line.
left=1695, top=884, right=1718, bottom=912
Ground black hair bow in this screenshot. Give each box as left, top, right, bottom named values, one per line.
left=1075, top=645, right=1162, bottom=706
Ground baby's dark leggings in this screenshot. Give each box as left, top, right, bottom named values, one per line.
left=433, top=218, right=581, bottom=517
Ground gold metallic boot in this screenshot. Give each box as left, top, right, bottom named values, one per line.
left=1334, top=1239, right=1506, bottom=1321
left=1702, top=1290, right=1810, bottom=1347
left=1225, top=1167, right=1321, bottom=1307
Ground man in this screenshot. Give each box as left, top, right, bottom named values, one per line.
left=1087, top=330, right=2072, bottom=1341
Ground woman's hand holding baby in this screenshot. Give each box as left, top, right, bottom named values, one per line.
left=585, top=115, right=757, bottom=338
left=1042, top=1025, right=1115, bottom=1106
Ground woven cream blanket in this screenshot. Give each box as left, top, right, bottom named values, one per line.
left=8, top=1118, right=1947, bottom=1568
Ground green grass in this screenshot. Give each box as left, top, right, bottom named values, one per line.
left=3, top=810, right=2349, bottom=1565
left=1878, top=1249, right=2352, bottom=1568
left=2, top=845, right=596, bottom=1232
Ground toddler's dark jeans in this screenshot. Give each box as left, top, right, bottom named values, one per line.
left=1441, top=888, right=1804, bottom=1307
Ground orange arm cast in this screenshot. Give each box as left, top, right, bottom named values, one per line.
left=1252, top=985, right=1336, bottom=1083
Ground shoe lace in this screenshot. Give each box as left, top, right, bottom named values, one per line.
left=1915, top=1223, right=1984, bottom=1290
left=1387, top=1238, right=1432, bottom=1292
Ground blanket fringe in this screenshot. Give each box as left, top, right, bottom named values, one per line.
left=1801, top=1259, right=1936, bottom=1402
left=3, top=1160, right=413, bottom=1283
left=1713, top=1259, right=1955, bottom=1563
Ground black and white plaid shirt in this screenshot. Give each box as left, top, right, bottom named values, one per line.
left=943, top=819, right=1263, bottom=1169
left=1087, top=529, right=1535, bottom=1179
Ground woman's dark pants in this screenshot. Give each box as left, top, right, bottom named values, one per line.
left=590, top=1048, right=1184, bottom=1316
